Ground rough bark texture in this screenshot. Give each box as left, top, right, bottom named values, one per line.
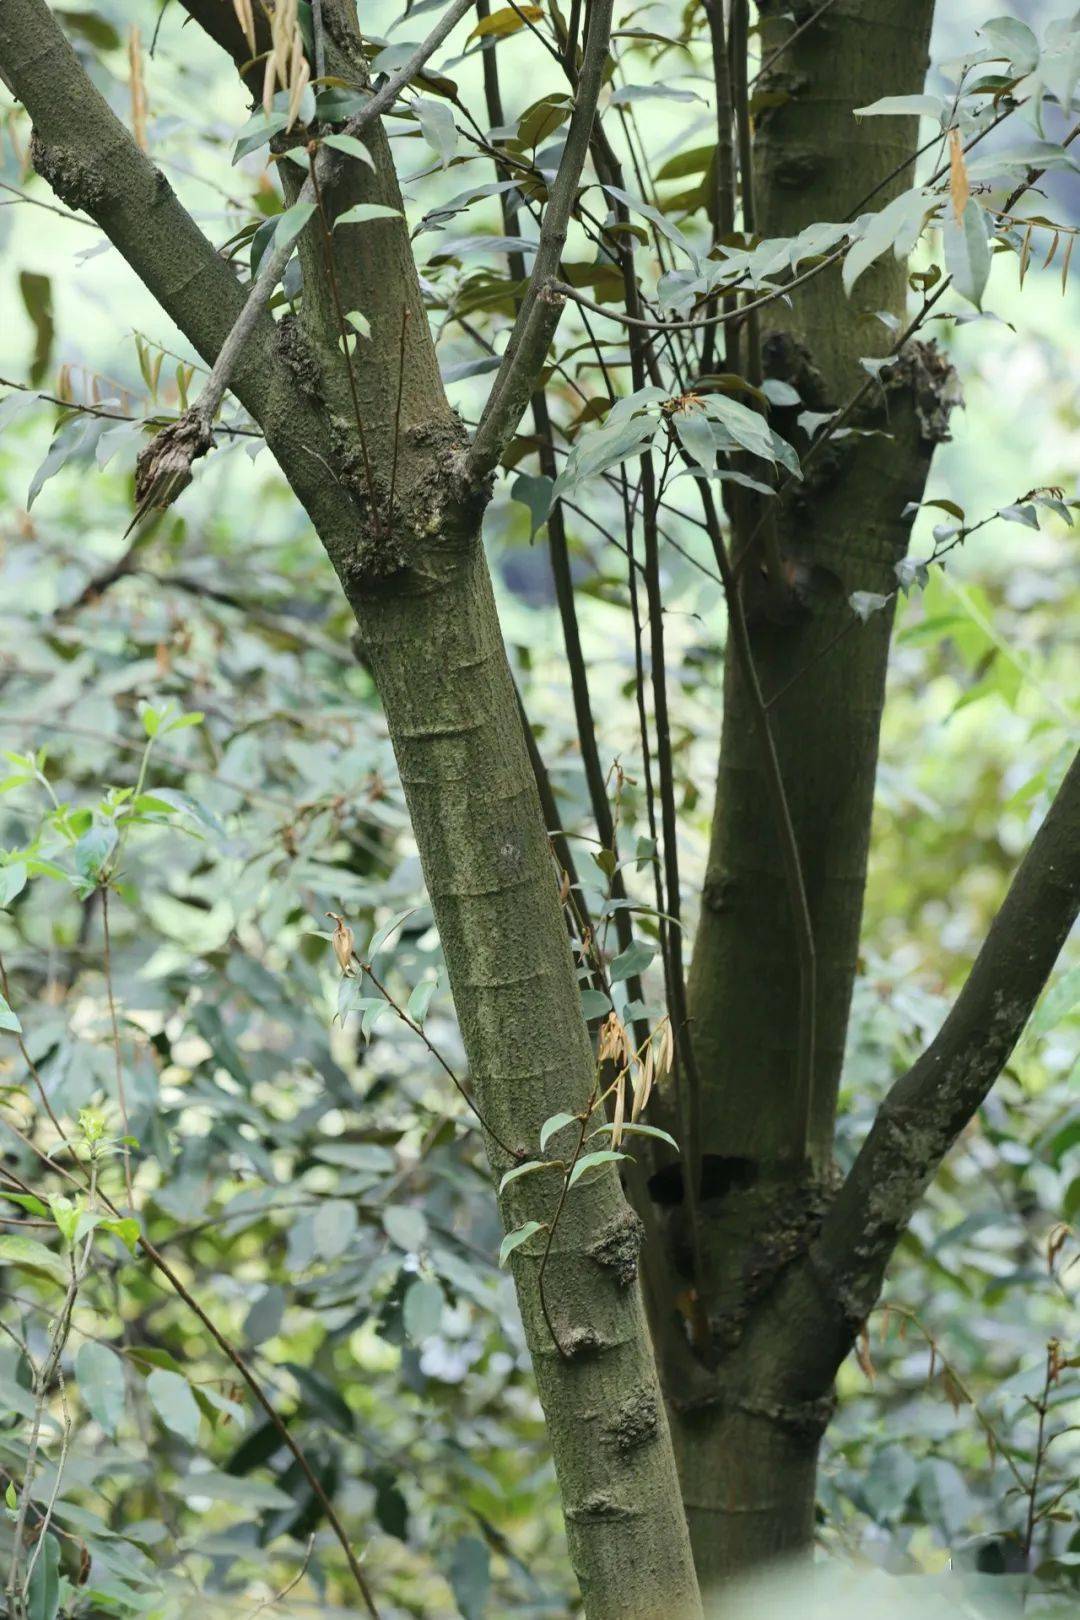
left=648, top=0, right=945, bottom=1587
left=0, top=3, right=702, bottom=1614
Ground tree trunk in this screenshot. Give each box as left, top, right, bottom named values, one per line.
left=0, top=4, right=704, bottom=1613
left=643, top=0, right=947, bottom=1583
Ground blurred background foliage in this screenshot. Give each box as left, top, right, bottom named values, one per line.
left=0, top=0, right=1077, bottom=1614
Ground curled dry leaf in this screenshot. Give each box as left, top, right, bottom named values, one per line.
left=611, top=1070, right=626, bottom=1149
left=128, top=411, right=214, bottom=535
left=948, top=127, right=969, bottom=223
left=327, top=911, right=356, bottom=976
left=262, top=0, right=309, bottom=130
left=232, top=0, right=257, bottom=56
left=631, top=1042, right=651, bottom=1122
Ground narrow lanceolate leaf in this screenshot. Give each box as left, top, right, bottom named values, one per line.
left=272, top=200, right=315, bottom=252
left=334, top=203, right=403, bottom=228
left=593, top=1121, right=680, bottom=1151
left=498, top=1220, right=545, bottom=1266
left=469, top=4, right=542, bottom=38
left=567, top=1149, right=629, bottom=1188
left=943, top=199, right=992, bottom=310
left=26, top=1531, right=60, bottom=1620
left=539, top=1111, right=579, bottom=1152
left=948, top=128, right=970, bottom=222
left=322, top=132, right=375, bottom=168
left=499, top=1158, right=561, bottom=1193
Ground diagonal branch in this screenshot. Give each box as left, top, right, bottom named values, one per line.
left=0, top=0, right=372, bottom=560
left=0, top=0, right=278, bottom=417
left=814, top=749, right=1080, bottom=1329
left=468, top=0, right=616, bottom=477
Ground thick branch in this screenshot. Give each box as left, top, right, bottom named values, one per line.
left=815, top=749, right=1080, bottom=1326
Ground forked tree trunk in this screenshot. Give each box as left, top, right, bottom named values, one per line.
left=642, top=0, right=946, bottom=1587
left=0, top=3, right=703, bottom=1613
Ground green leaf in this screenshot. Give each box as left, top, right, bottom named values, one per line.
left=232, top=109, right=287, bottom=164
left=0, top=1233, right=68, bottom=1286
left=272, top=200, right=316, bottom=254
left=365, top=907, right=416, bottom=960
left=345, top=309, right=371, bottom=340
left=415, top=97, right=457, bottom=168
left=163, top=710, right=204, bottom=733
left=702, top=392, right=780, bottom=463
left=580, top=988, right=611, bottom=1020
left=101, top=1217, right=140, bottom=1254
left=498, top=1220, right=545, bottom=1266
left=75, top=1340, right=126, bottom=1436
left=73, top=822, right=117, bottom=885
left=853, top=94, right=945, bottom=120
left=48, top=1195, right=79, bottom=1244
left=26, top=1531, right=60, bottom=1620
left=322, top=132, right=375, bottom=168
left=403, top=1278, right=444, bottom=1343
left=147, top=1367, right=202, bottom=1445
left=609, top=939, right=657, bottom=983
left=334, top=203, right=403, bottom=228
left=1032, top=964, right=1080, bottom=1035
left=499, top=1158, right=560, bottom=1193
left=5, top=1479, right=18, bottom=1509
left=0, top=992, right=21, bottom=1033
left=406, top=977, right=437, bottom=1024
left=943, top=198, right=991, bottom=311
left=383, top=1204, right=428, bottom=1251
left=3, top=1192, right=48, bottom=1218
left=593, top=1122, right=680, bottom=1151
left=244, top=1284, right=286, bottom=1344
left=449, top=1534, right=492, bottom=1619
left=511, top=472, right=554, bottom=539
left=567, top=1149, right=628, bottom=1187
left=979, top=16, right=1039, bottom=75
left=539, top=1111, right=578, bottom=1151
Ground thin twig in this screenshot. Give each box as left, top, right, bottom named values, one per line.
left=358, top=952, right=523, bottom=1163
left=100, top=888, right=134, bottom=1209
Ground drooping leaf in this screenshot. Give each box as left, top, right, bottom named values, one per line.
left=567, top=1149, right=628, bottom=1187
left=943, top=198, right=992, bottom=310
left=147, top=1367, right=202, bottom=1445
left=415, top=98, right=458, bottom=168
left=499, top=1159, right=559, bottom=1193
left=539, top=1111, right=578, bottom=1151
left=403, top=1278, right=444, bottom=1342
left=498, top=1220, right=545, bottom=1266
left=0, top=1234, right=69, bottom=1287
left=76, top=1340, right=126, bottom=1436
left=334, top=203, right=404, bottom=228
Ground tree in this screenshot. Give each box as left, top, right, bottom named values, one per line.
left=0, top=1, right=1076, bottom=1616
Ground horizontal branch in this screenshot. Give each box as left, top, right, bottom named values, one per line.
left=815, top=749, right=1080, bottom=1326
